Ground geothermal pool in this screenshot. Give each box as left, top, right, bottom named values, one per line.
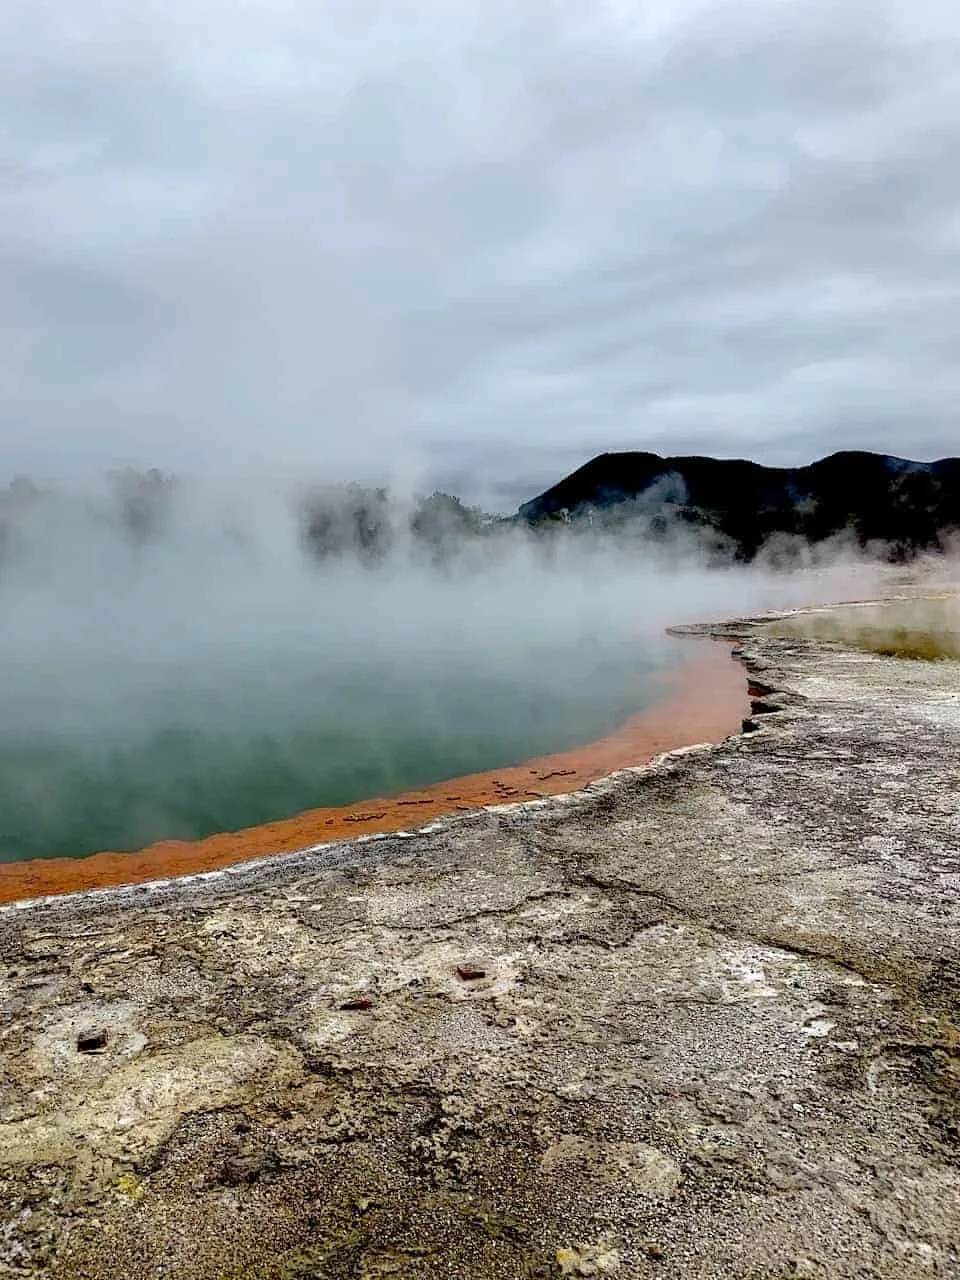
left=0, top=590, right=686, bottom=863
left=0, top=639, right=682, bottom=863
left=0, top=489, right=782, bottom=868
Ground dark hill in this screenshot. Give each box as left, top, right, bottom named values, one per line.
left=517, top=450, right=960, bottom=560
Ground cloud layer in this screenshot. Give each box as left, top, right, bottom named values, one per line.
left=3, top=0, right=959, bottom=505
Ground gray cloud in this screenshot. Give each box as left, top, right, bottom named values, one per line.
left=2, top=0, right=959, bottom=507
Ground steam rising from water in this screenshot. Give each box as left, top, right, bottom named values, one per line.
left=0, top=478, right=908, bottom=861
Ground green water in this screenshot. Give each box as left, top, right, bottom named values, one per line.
left=0, top=500, right=718, bottom=864
left=0, top=633, right=677, bottom=862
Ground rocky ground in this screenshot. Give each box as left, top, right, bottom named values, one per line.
left=0, top=603, right=958, bottom=1279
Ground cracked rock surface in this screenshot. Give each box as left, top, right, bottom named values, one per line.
left=1, top=606, right=958, bottom=1278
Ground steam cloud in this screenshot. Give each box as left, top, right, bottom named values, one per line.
left=0, top=473, right=900, bottom=862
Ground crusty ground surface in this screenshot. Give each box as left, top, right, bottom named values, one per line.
left=0, top=601, right=958, bottom=1279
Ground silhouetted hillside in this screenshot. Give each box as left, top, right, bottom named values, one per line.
left=518, top=451, right=960, bottom=560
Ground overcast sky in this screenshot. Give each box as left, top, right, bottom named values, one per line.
left=2, top=0, right=959, bottom=508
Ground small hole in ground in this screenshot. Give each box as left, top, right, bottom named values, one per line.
left=76, top=1030, right=108, bottom=1053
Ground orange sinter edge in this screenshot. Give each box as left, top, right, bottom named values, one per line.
left=0, top=641, right=750, bottom=905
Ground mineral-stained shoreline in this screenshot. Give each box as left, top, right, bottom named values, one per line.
left=1, top=603, right=958, bottom=1279
left=0, top=642, right=748, bottom=905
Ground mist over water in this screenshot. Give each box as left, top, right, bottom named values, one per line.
left=2, top=1, right=958, bottom=869
left=0, top=475, right=855, bottom=864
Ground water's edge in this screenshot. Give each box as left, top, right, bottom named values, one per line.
left=0, top=637, right=750, bottom=907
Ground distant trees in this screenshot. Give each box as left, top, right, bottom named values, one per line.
left=297, top=485, right=493, bottom=565
left=0, top=477, right=43, bottom=567
left=408, top=491, right=486, bottom=561
left=0, top=466, right=545, bottom=576
left=107, top=467, right=178, bottom=544
left=297, top=484, right=395, bottom=564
